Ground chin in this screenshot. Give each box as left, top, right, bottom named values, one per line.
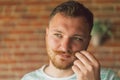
left=54, top=63, right=73, bottom=70
left=51, top=59, right=74, bottom=70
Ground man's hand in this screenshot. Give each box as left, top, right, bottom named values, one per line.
left=72, top=51, right=100, bottom=80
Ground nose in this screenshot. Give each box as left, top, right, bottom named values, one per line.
left=60, top=38, right=72, bottom=53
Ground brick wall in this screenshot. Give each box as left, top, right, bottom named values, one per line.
left=0, top=0, right=119, bottom=80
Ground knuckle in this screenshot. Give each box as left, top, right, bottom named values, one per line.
left=74, top=60, right=79, bottom=64
left=95, top=61, right=100, bottom=68
left=88, top=65, right=94, bottom=71
left=84, top=69, right=88, bottom=75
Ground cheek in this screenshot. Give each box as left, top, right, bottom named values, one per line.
left=47, top=36, right=60, bottom=50
left=72, top=42, right=85, bottom=51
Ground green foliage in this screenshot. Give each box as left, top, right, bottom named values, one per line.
left=91, top=20, right=113, bottom=37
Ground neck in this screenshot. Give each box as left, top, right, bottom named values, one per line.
left=44, top=61, right=74, bottom=78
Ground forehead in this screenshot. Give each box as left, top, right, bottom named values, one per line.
left=49, top=13, right=90, bottom=36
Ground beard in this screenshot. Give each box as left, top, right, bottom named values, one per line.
left=47, top=47, right=76, bottom=70
left=51, top=57, right=73, bottom=70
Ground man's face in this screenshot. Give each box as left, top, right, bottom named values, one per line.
left=46, top=13, right=91, bottom=69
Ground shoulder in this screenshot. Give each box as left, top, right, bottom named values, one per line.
left=21, top=69, right=40, bottom=80
left=21, top=65, right=46, bottom=80
left=100, top=68, right=120, bottom=80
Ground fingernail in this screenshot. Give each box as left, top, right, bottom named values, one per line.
left=80, top=50, right=85, bottom=53
left=75, top=52, right=79, bottom=56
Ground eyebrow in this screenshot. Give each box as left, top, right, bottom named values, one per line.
left=73, top=34, right=90, bottom=39
left=73, top=34, right=84, bottom=37
left=51, top=29, right=90, bottom=38
left=52, top=29, right=63, bottom=33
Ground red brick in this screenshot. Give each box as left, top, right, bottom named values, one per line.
left=104, top=41, right=120, bottom=47
left=116, top=5, right=120, bottom=11
left=95, top=0, right=120, bottom=4
left=0, top=15, right=17, bottom=20
left=21, top=14, right=39, bottom=20
left=2, top=21, right=16, bottom=27
left=101, top=6, right=114, bottom=12
left=4, top=37, right=17, bottom=42
left=4, top=7, right=13, bottom=13
left=15, top=6, right=28, bottom=13
left=32, top=22, right=42, bottom=27
left=29, top=6, right=44, bottom=13
left=11, top=67, right=25, bottom=72
left=0, top=59, right=16, bottom=64
left=10, top=30, right=34, bottom=34
left=95, top=13, right=120, bottom=18
left=14, top=52, right=26, bottom=56
left=112, top=20, right=120, bottom=26
left=23, top=1, right=50, bottom=5
left=0, top=75, right=16, bottom=79
left=17, top=21, right=32, bottom=27
left=0, top=0, right=120, bottom=80
left=0, top=66, right=9, bottom=71
left=0, top=1, right=21, bottom=6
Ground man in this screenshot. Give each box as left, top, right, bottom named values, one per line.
left=22, top=1, right=119, bottom=80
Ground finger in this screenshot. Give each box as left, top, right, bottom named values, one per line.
left=75, top=52, right=91, bottom=66
left=80, top=51, right=100, bottom=68
left=75, top=52, right=96, bottom=74
left=73, top=59, right=90, bottom=76
left=73, top=59, right=85, bottom=71
left=72, top=65, right=82, bottom=76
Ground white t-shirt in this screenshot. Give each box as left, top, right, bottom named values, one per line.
left=21, top=65, right=120, bottom=80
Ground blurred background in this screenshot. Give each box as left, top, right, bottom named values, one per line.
left=0, top=0, right=120, bottom=80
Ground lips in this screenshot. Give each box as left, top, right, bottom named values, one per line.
left=58, top=53, right=71, bottom=59
left=53, top=50, right=73, bottom=59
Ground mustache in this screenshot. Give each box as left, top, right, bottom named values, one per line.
left=53, top=50, right=73, bottom=55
